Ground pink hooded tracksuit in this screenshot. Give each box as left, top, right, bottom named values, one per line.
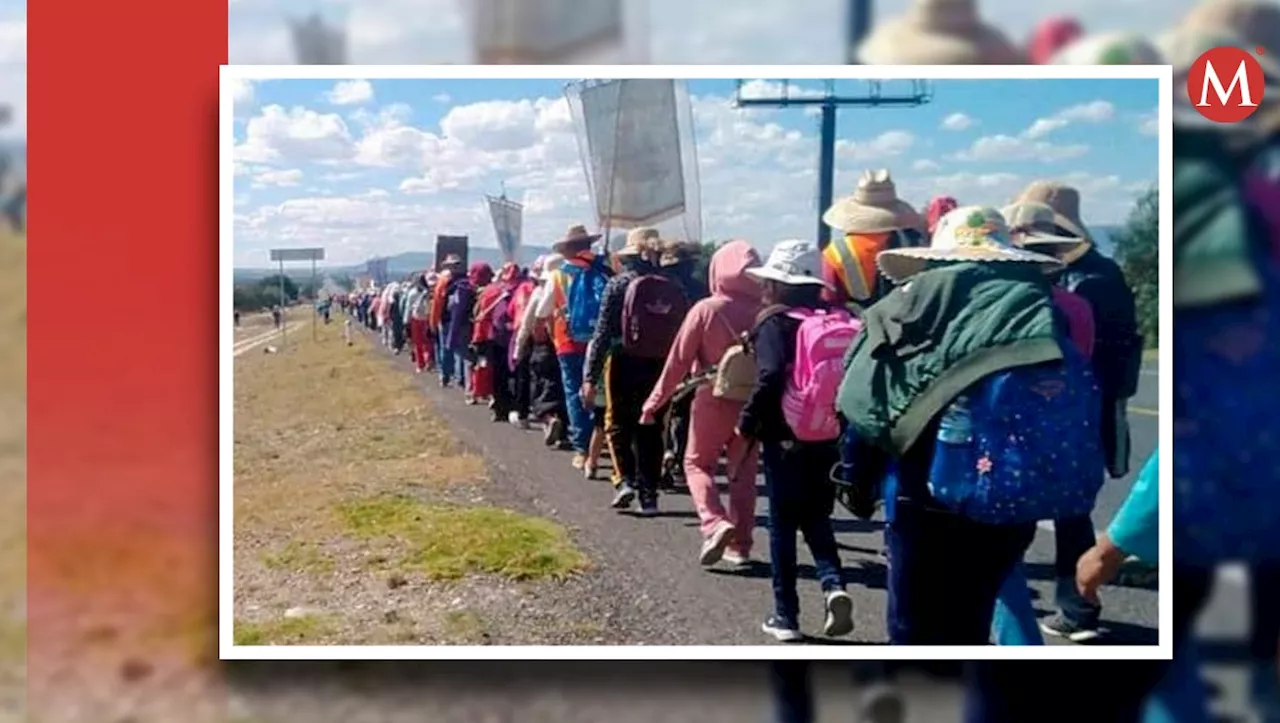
left=643, top=241, right=763, bottom=556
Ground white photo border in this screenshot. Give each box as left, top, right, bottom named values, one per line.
left=219, top=63, right=1175, bottom=662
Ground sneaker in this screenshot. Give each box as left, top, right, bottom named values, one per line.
left=584, top=463, right=597, bottom=480
left=464, top=395, right=477, bottom=405
left=1038, top=612, right=1100, bottom=643
left=543, top=418, right=564, bottom=447
left=761, top=615, right=803, bottom=643
left=508, top=412, right=530, bottom=430
left=699, top=520, right=735, bottom=566
left=571, top=453, right=587, bottom=470
left=610, top=484, right=637, bottom=510
left=858, top=684, right=906, bottom=723
left=823, top=590, right=855, bottom=637
left=637, top=500, right=659, bottom=517
left=721, top=550, right=752, bottom=569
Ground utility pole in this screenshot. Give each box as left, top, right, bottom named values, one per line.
left=733, top=78, right=931, bottom=249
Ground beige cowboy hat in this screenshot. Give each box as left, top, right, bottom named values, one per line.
left=855, top=0, right=1024, bottom=65
left=615, top=226, right=660, bottom=257
left=1010, top=180, right=1095, bottom=252
left=552, top=223, right=602, bottom=253
left=1001, top=202, right=1090, bottom=259
left=877, top=205, right=1063, bottom=283
left=658, top=237, right=696, bottom=267
left=823, top=169, right=926, bottom=234
left=1162, top=0, right=1280, bottom=135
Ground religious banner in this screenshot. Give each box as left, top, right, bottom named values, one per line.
left=485, top=193, right=523, bottom=263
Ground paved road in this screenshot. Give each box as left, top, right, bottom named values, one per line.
left=372, top=338, right=1260, bottom=720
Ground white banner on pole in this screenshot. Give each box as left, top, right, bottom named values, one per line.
left=570, top=79, right=691, bottom=234
left=485, top=194, right=523, bottom=263
left=467, top=0, right=627, bottom=63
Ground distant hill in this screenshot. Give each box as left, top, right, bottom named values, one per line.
left=234, top=226, right=1128, bottom=285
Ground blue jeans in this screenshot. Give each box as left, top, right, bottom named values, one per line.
left=557, top=351, right=593, bottom=452
left=885, top=500, right=1035, bottom=645
left=761, top=441, right=845, bottom=624
left=438, top=345, right=459, bottom=385
left=1054, top=515, right=1101, bottom=625
left=991, top=563, right=1043, bottom=645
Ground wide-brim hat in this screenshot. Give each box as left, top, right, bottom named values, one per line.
left=1001, top=201, right=1090, bottom=257
left=823, top=169, right=926, bottom=234
left=616, top=226, right=660, bottom=257
left=745, top=239, right=831, bottom=288
left=1010, top=180, right=1094, bottom=246
left=877, top=205, right=1063, bottom=283
left=552, top=223, right=602, bottom=253
left=855, top=0, right=1024, bottom=65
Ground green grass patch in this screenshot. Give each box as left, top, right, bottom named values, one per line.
left=261, top=540, right=334, bottom=573
left=336, top=496, right=589, bottom=581
left=441, top=609, right=488, bottom=643
left=233, top=614, right=332, bottom=645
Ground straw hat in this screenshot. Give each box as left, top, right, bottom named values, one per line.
left=1010, top=180, right=1094, bottom=247
left=1050, top=32, right=1165, bottom=65
left=876, top=206, right=1063, bottom=283
left=1001, top=201, right=1090, bottom=258
left=552, top=223, right=602, bottom=253
left=746, top=239, right=831, bottom=288
left=823, top=170, right=926, bottom=234
left=855, top=0, right=1024, bottom=65
left=616, top=226, right=660, bottom=257
left=658, top=238, right=696, bottom=267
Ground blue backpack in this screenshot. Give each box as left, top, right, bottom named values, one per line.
left=926, top=340, right=1106, bottom=526
left=562, top=257, right=610, bottom=343
left=1174, top=260, right=1280, bottom=566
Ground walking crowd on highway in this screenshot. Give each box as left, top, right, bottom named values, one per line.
left=341, top=174, right=1157, bottom=647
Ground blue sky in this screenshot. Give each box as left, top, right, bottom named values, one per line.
left=231, top=77, right=1158, bottom=267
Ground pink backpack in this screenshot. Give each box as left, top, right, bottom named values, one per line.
left=781, top=308, right=861, bottom=442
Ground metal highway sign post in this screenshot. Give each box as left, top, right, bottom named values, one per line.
left=269, top=247, right=326, bottom=344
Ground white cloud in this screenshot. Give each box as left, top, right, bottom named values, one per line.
left=1137, top=111, right=1159, bottom=136
left=954, top=134, right=1090, bottom=163
left=912, top=159, right=940, bottom=172
left=326, top=79, right=375, bottom=105
left=252, top=168, right=303, bottom=187
left=1023, top=100, right=1115, bottom=139
left=234, top=104, right=355, bottom=164
left=940, top=113, right=975, bottom=131
left=433, top=93, right=452, bottom=103
left=835, top=130, right=915, bottom=162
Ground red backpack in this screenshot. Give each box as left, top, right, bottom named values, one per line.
left=621, top=275, right=689, bottom=359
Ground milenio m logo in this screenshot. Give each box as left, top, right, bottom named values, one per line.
left=1187, top=45, right=1268, bottom=123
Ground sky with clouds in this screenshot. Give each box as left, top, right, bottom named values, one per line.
left=228, top=0, right=1200, bottom=65
left=232, top=76, right=1158, bottom=268
left=0, top=0, right=24, bottom=141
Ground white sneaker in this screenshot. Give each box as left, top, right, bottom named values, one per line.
left=721, top=550, right=751, bottom=569
left=699, top=521, right=735, bottom=566
left=823, top=590, right=855, bottom=637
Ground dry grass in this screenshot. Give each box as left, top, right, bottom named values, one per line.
left=0, top=232, right=24, bottom=716
left=233, top=319, right=588, bottom=645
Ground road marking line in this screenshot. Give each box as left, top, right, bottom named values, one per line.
left=1128, top=406, right=1158, bottom=417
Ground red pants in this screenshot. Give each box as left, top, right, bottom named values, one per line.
left=409, top=318, right=434, bottom=371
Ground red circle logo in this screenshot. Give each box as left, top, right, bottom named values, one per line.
left=1186, top=45, right=1267, bottom=123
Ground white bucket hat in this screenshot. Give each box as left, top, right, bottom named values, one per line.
left=876, top=206, right=1063, bottom=283
left=822, top=169, right=926, bottom=234
left=1050, top=32, right=1166, bottom=65
left=746, top=239, right=831, bottom=288
left=855, top=0, right=1024, bottom=65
